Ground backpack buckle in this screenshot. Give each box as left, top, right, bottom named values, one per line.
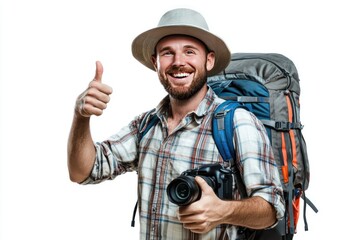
left=214, top=109, right=230, bottom=119
left=275, top=121, right=291, bottom=130
left=275, top=122, right=304, bottom=130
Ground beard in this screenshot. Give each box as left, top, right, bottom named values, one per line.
left=159, top=65, right=208, bottom=100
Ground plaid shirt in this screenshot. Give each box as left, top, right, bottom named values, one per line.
left=82, top=87, right=284, bottom=240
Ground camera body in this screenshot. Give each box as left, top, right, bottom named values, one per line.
left=166, top=163, right=233, bottom=206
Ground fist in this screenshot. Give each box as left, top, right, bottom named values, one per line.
left=76, top=61, right=113, bottom=117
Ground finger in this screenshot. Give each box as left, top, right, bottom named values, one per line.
left=195, top=176, right=213, bottom=194
left=76, top=90, right=109, bottom=117
left=83, top=95, right=108, bottom=110
left=86, top=86, right=112, bottom=103
left=81, top=105, right=104, bottom=117
left=80, top=96, right=106, bottom=117
left=183, top=222, right=208, bottom=233
left=94, top=60, right=103, bottom=82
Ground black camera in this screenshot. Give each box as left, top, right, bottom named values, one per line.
left=166, top=163, right=233, bottom=206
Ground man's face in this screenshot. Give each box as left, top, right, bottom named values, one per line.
left=152, top=35, right=215, bottom=100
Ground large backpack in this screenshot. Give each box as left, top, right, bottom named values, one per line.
left=135, top=52, right=318, bottom=239
left=208, top=52, right=318, bottom=239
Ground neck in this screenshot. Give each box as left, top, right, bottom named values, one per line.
left=166, top=85, right=207, bottom=133
left=169, top=85, right=207, bottom=119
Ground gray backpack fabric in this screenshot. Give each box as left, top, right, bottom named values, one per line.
left=208, top=53, right=318, bottom=239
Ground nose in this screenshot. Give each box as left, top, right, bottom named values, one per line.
left=172, top=53, right=186, bottom=67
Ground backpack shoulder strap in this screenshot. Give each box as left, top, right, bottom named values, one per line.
left=212, top=100, right=248, bottom=198
left=132, top=109, right=159, bottom=227
left=213, top=101, right=242, bottom=164
left=213, top=100, right=252, bottom=238
left=138, top=109, right=160, bottom=141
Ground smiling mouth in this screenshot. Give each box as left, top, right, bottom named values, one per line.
left=171, top=72, right=191, bottom=78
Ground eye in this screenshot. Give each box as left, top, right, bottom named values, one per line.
left=185, top=49, right=196, bottom=55
left=160, top=50, right=173, bottom=56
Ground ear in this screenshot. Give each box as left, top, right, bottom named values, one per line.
left=151, top=55, right=158, bottom=71
left=206, top=51, right=215, bottom=72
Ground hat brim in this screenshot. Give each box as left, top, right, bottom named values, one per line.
left=132, top=25, right=230, bottom=76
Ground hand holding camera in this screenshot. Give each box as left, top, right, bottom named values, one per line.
left=166, top=163, right=234, bottom=206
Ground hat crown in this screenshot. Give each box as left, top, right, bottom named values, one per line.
left=158, top=8, right=209, bottom=31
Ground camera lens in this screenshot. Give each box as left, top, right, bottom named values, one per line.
left=175, top=182, right=191, bottom=199
left=167, top=176, right=200, bottom=206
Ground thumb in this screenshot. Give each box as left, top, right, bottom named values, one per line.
left=94, top=60, right=103, bottom=82
left=195, top=176, right=214, bottom=194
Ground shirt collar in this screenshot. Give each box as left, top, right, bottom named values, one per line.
left=154, top=86, right=218, bottom=122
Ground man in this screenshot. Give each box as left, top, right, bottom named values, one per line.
left=67, top=8, right=284, bottom=239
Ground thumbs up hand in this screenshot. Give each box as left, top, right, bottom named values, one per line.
left=76, top=61, right=113, bottom=118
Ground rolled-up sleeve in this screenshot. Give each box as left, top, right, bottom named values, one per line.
left=81, top=120, right=139, bottom=185
left=234, top=109, right=285, bottom=221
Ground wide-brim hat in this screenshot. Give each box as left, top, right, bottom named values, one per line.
left=131, top=8, right=231, bottom=76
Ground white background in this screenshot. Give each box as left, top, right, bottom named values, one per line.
left=1, top=0, right=358, bottom=239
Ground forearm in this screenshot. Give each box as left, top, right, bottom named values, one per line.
left=222, top=196, right=277, bottom=229
left=67, top=112, right=96, bottom=183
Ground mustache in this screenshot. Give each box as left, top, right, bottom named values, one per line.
left=166, top=66, right=194, bottom=74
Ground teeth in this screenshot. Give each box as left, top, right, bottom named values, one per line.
left=173, top=73, right=190, bottom=78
